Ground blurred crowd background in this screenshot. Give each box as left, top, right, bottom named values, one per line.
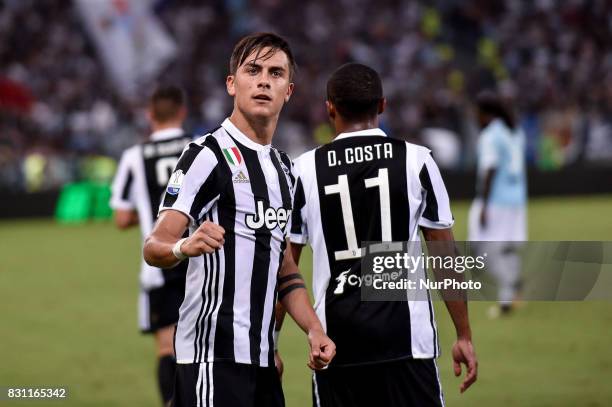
left=2, top=0, right=612, bottom=193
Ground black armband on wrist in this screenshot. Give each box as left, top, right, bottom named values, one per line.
left=278, top=283, right=306, bottom=300
left=278, top=273, right=303, bottom=285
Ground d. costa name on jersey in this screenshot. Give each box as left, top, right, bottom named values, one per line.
left=327, top=142, right=393, bottom=167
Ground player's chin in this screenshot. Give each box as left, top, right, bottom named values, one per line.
left=246, top=103, right=281, bottom=118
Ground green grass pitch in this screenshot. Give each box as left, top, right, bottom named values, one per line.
left=1, top=195, right=611, bottom=406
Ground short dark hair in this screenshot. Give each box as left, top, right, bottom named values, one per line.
left=229, top=32, right=297, bottom=80
left=149, top=85, right=185, bottom=123
left=476, top=90, right=515, bottom=130
left=327, top=63, right=383, bottom=121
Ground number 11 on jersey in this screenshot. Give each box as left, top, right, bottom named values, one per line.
left=324, top=168, right=392, bottom=260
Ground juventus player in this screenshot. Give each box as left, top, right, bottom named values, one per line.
left=289, top=63, right=478, bottom=406
left=110, top=85, right=193, bottom=405
left=143, top=33, right=335, bottom=407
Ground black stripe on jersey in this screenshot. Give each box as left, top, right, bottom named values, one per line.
left=419, top=164, right=439, bottom=222
left=234, top=142, right=273, bottom=365
left=204, top=230, right=221, bottom=361
left=190, top=170, right=221, bottom=225
left=162, top=142, right=204, bottom=208
left=290, top=177, right=306, bottom=235
left=121, top=168, right=133, bottom=200
left=206, top=136, right=237, bottom=362
left=193, top=222, right=211, bottom=363
left=270, top=151, right=293, bottom=211
left=278, top=150, right=295, bottom=187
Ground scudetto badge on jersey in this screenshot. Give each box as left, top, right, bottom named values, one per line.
left=223, top=147, right=242, bottom=166
left=166, top=170, right=185, bottom=195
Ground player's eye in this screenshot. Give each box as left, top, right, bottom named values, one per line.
left=247, top=66, right=258, bottom=75
left=271, top=70, right=281, bottom=77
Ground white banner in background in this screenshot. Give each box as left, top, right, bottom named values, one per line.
left=75, top=0, right=177, bottom=99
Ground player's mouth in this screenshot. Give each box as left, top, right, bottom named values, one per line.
left=253, top=94, right=272, bottom=102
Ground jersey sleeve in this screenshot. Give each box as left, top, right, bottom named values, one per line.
left=289, top=175, right=308, bottom=244
left=159, top=142, right=221, bottom=226
left=418, top=153, right=454, bottom=229
left=110, top=148, right=136, bottom=211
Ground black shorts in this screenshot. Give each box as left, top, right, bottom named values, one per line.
left=172, top=362, right=285, bottom=407
left=312, top=358, right=444, bottom=407
left=139, top=278, right=186, bottom=334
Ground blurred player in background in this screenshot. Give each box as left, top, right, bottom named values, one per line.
left=110, top=85, right=193, bottom=405
left=144, top=33, right=335, bottom=407
left=468, top=91, right=527, bottom=317
left=288, top=63, right=477, bottom=406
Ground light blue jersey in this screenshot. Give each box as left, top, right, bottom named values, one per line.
left=476, top=119, right=527, bottom=206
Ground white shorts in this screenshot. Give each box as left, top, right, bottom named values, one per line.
left=468, top=200, right=527, bottom=242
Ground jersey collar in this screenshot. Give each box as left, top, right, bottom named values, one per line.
left=151, top=128, right=184, bottom=141
left=334, top=127, right=387, bottom=141
left=222, top=118, right=271, bottom=152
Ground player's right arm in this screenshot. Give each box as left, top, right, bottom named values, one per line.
left=144, top=212, right=225, bottom=268
left=418, top=151, right=477, bottom=393
left=144, top=139, right=225, bottom=268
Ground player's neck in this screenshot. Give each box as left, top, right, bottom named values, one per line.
left=334, top=118, right=379, bottom=136
left=152, top=122, right=182, bottom=132
left=229, top=110, right=277, bottom=146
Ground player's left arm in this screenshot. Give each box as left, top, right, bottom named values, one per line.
left=110, top=149, right=139, bottom=230
left=278, top=240, right=335, bottom=370
left=272, top=241, right=306, bottom=376
left=421, top=226, right=478, bottom=393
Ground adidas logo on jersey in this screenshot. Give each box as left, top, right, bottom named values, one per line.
left=233, top=171, right=249, bottom=183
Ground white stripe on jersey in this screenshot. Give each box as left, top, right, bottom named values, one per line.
left=291, top=150, right=330, bottom=332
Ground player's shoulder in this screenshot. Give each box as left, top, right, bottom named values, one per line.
left=403, top=140, right=432, bottom=166
left=292, top=147, right=317, bottom=174
left=482, top=119, right=508, bottom=140
left=117, top=144, right=141, bottom=164
left=177, top=129, right=224, bottom=167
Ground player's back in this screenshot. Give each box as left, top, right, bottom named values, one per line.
left=111, top=129, right=193, bottom=288
left=291, top=128, right=453, bottom=365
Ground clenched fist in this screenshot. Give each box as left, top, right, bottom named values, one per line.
left=180, top=221, right=225, bottom=256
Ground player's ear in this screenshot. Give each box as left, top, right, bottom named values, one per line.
left=285, top=82, right=294, bottom=103
left=226, top=75, right=236, bottom=97
left=378, top=98, right=386, bottom=115
left=326, top=100, right=335, bottom=120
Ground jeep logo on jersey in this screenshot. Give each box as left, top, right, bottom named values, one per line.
left=166, top=170, right=184, bottom=195
left=246, top=200, right=291, bottom=232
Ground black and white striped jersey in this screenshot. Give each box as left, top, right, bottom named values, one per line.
left=159, top=118, right=294, bottom=367
left=110, top=128, right=193, bottom=290
left=289, top=128, right=453, bottom=366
